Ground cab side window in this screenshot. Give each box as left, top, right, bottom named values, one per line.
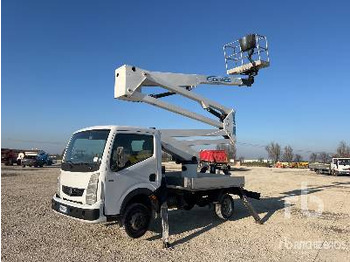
left=110, top=134, right=154, bottom=171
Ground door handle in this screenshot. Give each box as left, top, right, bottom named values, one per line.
left=149, top=173, right=156, bottom=182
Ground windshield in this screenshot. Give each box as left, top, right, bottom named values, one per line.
left=62, top=129, right=110, bottom=172
left=338, top=159, right=350, bottom=165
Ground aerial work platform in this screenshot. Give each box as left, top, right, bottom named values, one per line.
left=224, top=34, right=269, bottom=76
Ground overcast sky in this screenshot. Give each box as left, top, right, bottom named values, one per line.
left=2, top=0, right=350, bottom=158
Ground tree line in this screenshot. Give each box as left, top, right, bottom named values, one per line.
left=265, top=140, right=350, bottom=164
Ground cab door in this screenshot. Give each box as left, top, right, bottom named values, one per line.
left=104, top=132, right=160, bottom=215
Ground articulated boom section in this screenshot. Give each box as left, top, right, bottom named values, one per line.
left=114, top=65, right=240, bottom=160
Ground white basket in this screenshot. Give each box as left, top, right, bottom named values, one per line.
left=223, top=34, right=270, bottom=75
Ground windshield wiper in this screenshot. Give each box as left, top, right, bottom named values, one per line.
left=63, top=160, right=74, bottom=168
left=79, top=162, right=92, bottom=170
left=78, top=162, right=98, bottom=170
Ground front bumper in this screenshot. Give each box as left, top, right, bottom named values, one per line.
left=52, top=195, right=104, bottom=222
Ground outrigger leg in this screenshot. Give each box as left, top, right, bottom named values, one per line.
left=160, top=201, right=171, bottom=249
left=238, top=187, right=263, bottom=224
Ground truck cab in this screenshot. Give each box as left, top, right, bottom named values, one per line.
left=330, top=158, right=350, bottom=175
left=52, top=126, right=162, bottom=223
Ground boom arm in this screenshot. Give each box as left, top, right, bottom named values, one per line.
left=114, top=65, right=246, bottom=143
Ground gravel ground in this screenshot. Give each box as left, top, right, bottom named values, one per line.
left=1, top=164, right=350, bottom=262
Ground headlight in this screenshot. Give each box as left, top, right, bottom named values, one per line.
left=86, top=173, right=99, bottom=205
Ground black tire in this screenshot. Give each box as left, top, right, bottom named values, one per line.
left=122, top=203, right=151, bottom=238
left=200, top=163, right=208, bottom=173
left=22, top=165, right=26, bottom=168
left=183, top=195, right=197, bottom=210
left=183, top=204, right=194, bottom=210
left=210, top=164, right=216, bottom=174
left=223, top=165, right=230, bottom=175
left=215, top=194, right=234, bottom=220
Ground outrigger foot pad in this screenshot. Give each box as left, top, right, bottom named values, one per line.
left=163, top=241, right=172, bottom=249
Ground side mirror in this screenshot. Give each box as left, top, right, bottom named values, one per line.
left=116, top=146, right=126, bottom=168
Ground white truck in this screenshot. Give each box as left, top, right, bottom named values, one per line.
left=331, top=158, right=350, bottom=175
left=52, top=34, right=270, bottom=245
left=309, top=158, right=350, bottom=175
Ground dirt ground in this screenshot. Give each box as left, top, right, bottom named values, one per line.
left=1, top=164, right=350, bottom=262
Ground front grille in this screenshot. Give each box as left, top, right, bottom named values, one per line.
left=62, top=185, right=84, bottom=197
left=63, top=197, right=83, bottom=204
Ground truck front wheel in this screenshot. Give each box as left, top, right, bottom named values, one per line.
left=122, top=203, right=151, bottom=238
left=215, top=194, right=234, bottom=220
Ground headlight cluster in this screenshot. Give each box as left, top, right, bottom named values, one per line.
left=86, top=173, right=100, bottom=205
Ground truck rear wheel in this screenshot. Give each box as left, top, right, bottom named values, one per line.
left=122, top=203, right=151, bottom=238
left=222, top=164, right=230, bottom=175
left=215, top=194, right=234, bottom=220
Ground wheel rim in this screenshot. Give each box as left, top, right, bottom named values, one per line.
left=222, top=197, right=232, bottom=216
left=129, top=212, right=147, bottom=231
